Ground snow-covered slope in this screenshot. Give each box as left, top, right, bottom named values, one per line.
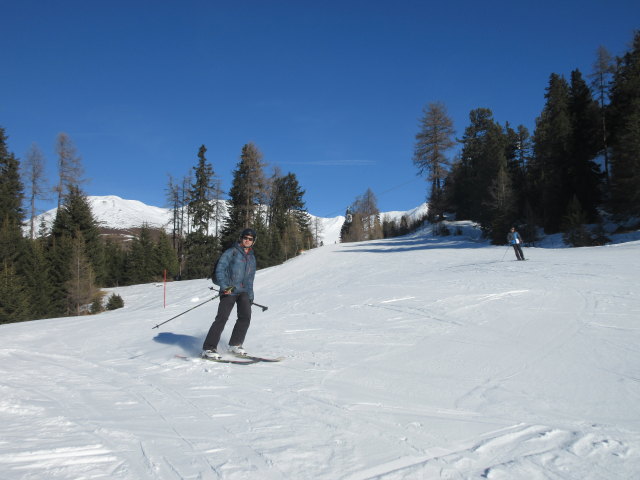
left=2, top=227, right=639, bottom=479
left=35, top=195, right=174, bottom=231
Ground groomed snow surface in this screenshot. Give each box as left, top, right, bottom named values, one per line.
left=2, top=226, right=639, bottom=479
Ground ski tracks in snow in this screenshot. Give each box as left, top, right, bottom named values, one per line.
left=341, top=423, right=639, bottom=479
left=0, top=347, right=281, bottom=479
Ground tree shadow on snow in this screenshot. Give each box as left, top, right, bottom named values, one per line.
left=338, top=235, right=488, bottom=254
left=153, top=332, right=201, bottom=356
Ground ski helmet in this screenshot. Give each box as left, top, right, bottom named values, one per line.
left=240, top=228, right=257, bottom=241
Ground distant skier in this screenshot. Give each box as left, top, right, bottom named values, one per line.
left=202, top=228, right=257, bottom=360
left=507, top=226, right=525, bottom=261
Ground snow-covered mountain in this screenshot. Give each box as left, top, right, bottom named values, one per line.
left=34, top=195, right=430, bottom=246
left=2, top=224, right=639, bottom=478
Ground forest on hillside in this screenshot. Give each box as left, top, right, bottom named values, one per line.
left=411, top=31, right=640, bottom=246
left=1, top=31, right=639, bottom=324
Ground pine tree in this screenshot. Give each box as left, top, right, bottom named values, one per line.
left=188, top=145, right=216, bottom=236
left=608, top=31, right=640, bottom=216
left=449, top=108, right=507, bottom=228
left=19, top=238, right=52, bottom=319
left=567, top=69, right=603, bottom=222
left=51, top=185, right=105, bottom=283
left=49, top=186, right=104, bottom=315
left=505, top=123, right=533, bottom=224
left=590, top=45, right=615, bottom=184
left=266, top=172, right=311, bottom=264
left=486, top=164, right=516, bottom=244
left=0, top=262, right=30, bottom=324
left=154, top=230, right=180, bottom=279
left=183, top=232, right=219, bottom=279
left=222, top=142, right=267, bottom=248
left=46, top=234, right=73, bottom=317
left=562, top=195, right=591, bottom=247
left=531, top=74, right=573, bottom=233
left=124, top=224, right=157, bottom=284
left=609, top=105, right=640, bottom=215
left=413, top=102, right=456, bottom=221
left=183, top=145, right=219, bottom=279
left=103, top=239, right=127, bottom=287
left=0, top=127, right=29, bottom=323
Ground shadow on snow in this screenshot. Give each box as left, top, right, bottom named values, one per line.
left=153, top=332, right=202, bottom=356
left=337, top=234, right=488, bottom=254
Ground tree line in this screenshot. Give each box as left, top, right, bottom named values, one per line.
left=410, top=31, right=640, bottom=246
left=0, top=133, right=314, bottom=324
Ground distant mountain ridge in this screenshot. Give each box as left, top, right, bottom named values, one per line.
left=34, top=195, right=429, bottom=246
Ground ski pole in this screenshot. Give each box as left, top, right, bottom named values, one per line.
left=501, top=245, right=511, bottom=261
left=251, top=301, right=268, bottom=312
left=152, top=294, right=220, bottom=329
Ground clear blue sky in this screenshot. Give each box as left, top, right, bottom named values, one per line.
left=2, top=1, right=638, bottom=218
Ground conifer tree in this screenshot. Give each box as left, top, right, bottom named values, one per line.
left=0, top=128, right=25, bottom=227
left=413, top=102, right=456, bottom=221
left=124, top=224, right=157, bottom=284
left=19, top=238, right=52, bottom=319
left=266, top=172, right=311, bottom=264
left=46, top=235, right=73, bottom=317
left=530, top=71, right=603, bottom=233
left=51, top=185, right=105, bottom=283
left=449, top=108, right=507, bottom=228
left=49, top=185, right=104, bottom=315
left=188, top=145, right=216, bottom=235
left=608, top=31, right=640, bottom=216
left=486, top=164, right=516, bottom=243
left=155, top=230, right=180, bottom=279
left=0, top=262, right=30, bottom=324
left=531, top=74, right=573, bottom=233
left=0, top=127, right=29, bottom=323
left=222, top=142, right=267, bottom=248
left=505, top=123, right=533, bottom=223
left=184, top=145, right=219, bottom=279
left=103, top=239, right=127, bottom=287
left=567, top=69, right=603, bottom=222
left=562, top=195, right=591, bottom=247
left=590, top=45, right=615, bottom=184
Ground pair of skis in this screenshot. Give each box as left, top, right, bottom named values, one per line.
left=176, top=353, right=282, bottom=365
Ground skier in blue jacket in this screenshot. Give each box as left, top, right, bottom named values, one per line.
left=202, top=228, right=257, bottom=359
left=507, top=226, right=525, bottom=261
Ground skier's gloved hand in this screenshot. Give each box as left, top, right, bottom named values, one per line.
left=221, top=286, right=234, bottom=295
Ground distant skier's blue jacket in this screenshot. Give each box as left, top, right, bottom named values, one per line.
left=214, top=243, right=256, bottom=300
left=507, top=231, right=522, bottom=245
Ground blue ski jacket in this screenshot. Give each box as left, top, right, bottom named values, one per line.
left=214, top=243, right=256, bottom=301
left=507, top=231, right=522, bottom=245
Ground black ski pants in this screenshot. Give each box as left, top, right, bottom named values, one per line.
left=512, top=244, right=525, bottom=261
left=202, top=292, right=252, bottom=350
